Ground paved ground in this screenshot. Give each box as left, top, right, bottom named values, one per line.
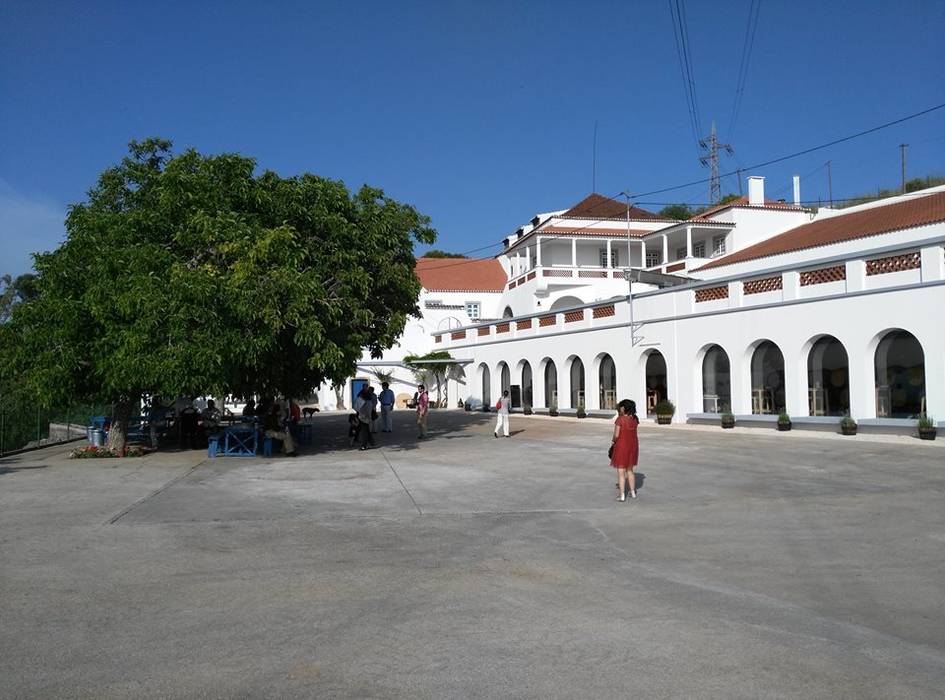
left=1, top=411, right=943, bottom=699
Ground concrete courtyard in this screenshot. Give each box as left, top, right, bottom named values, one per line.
left=1, top=411, right=943, bottom=699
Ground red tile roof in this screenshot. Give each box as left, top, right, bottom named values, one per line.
left=415, top=257, right=507, bottom=292
left=696, top=192, right=945, bottom=270
left=539, top=225, right=653, bottom=238
left=691, top=196, right=808, bottom=220
left=561, top=193, right=670, bottom=221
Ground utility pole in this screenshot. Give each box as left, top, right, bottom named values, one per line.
left=699, top=121, right=733, bottom=204
left=899, top=143, right=908, bottom=193
left=826, top=160, right=834, bottom=208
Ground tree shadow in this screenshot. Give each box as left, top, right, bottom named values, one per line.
left=0, top=464, right=48, bottom=476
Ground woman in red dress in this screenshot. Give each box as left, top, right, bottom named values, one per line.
left=610, top=399, right=639, bottom=501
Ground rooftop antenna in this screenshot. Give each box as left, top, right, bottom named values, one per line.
left=699, top=120, right=734, bottom=204
left=592, top=120, right=598, bottom=193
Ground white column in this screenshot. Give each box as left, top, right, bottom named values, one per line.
left=640, top=240, right=647, bottom=268
left=536, top=238, right=542, bottom=267
left=685, top=226, right=692, bottom=258
left=515, top=251, right=521, bottom=276
left=606, top=239, right=612, bottom=268
left=661, top=234, right=669, bottom=264
left=571, top=238, right=577, bottom=267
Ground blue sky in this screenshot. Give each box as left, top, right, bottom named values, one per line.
left=2, top=0, right=943, bottom=276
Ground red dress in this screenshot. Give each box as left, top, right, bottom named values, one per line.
left=610, top=414, right=639, bottom=468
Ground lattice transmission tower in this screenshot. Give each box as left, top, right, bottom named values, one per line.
left=699, top=121, right=734, bottom=204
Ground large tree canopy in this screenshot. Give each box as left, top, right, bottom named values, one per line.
left=0, top=138, right=435, bottom=449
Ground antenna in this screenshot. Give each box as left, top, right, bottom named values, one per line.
left=699, top=121, right=734, bottom=203
left=899, top=143, right=908, bottom=193
left=592, top=120, right=598, bottom=193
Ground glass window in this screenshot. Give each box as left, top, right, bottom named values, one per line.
left=693, top=241, right=706, bottom=258
left=599, top=248, right=618, bottom=267
left=645, top=251, right=660, bottom=267
left=465, top=302, right=481, bottom=319
left=712, top=235, right=726, bottom=256
left=676, top=246, right=687, bottom=260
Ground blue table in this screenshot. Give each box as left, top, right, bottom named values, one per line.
left=223, top=425, right=258, bottom=457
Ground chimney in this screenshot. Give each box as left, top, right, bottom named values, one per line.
left=748, top=176, right=765, bottom=206
left=793, top=175, right=801, bottom=206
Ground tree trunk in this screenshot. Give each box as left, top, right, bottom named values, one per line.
left=106, top=399, right=135, bottom=455
left=333, top=384, right=346, bottom=410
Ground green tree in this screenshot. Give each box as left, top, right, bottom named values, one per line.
left=403, top=350, right=453, bottom=407
left=0, top=138, right=435, bottom=452
left=658, top=204, right=694, bottom=220
left=0, top=273, right=39, bottom=323
left=421, top=249, right=467, bottom=258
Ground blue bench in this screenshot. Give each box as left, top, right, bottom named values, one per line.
left=223, top=425, right=258, bottom=457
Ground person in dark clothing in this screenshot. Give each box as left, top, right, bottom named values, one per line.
left=354, top=387, right=375, bottom=450
left=242, top=399, right=256, bottom=417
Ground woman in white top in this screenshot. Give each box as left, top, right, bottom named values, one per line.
left=494, top=389, right=511, bottom=438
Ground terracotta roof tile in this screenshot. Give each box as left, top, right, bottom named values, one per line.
left=539, top=225, right=652, bottom=238
left=561, top=193, right=668, bottom=221
left=415, top=257, right=507, bottom=292
left=696, top=192, right=945, bottom=270
left=691, top=197, right=807, bottom=220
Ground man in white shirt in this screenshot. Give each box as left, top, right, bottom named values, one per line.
left=378, top=382, right=395, bottom=432
left=494, top=389, right=511, bottom=438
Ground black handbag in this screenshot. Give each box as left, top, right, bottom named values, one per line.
left=608, top=443, right=614, bottom=459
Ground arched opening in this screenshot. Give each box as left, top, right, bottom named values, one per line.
left=598, top=354, right=617, bottom=410
left=807, top=336, right=849, bottom=416
left=521, top=361, right=533, bottom=408
left=569, top=357, right=586, bottom=409
left=874, top=330, right=925, bottom=417
left=498, top=362, right=511, bottom=404
left=502, top=306, right=514, bottom=319
left=479, top=362, right=491, bottom=407
left=544, top=360, right=558, bottom=408
left=750, top=341, right=785, bottom=414
left=702, top=345, right=731, bottom=412
left=645, top=351, right=667, bottom=416
left=550, top=295, right=583, bottom=311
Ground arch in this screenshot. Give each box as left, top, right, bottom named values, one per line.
left=750, top=340, right=785, bottom=414
left=701, top=344, right=731, bottom=413
left=497, top=361, right=511, bottom=395
left=543, top=359, right=558, bottom=409
left=644, top=350, right=668, bottom=415
left=436, top=316, right=463, bottom=330
left=520, top=360, right=533, bottom=408
left=568, top=356, right=586, bottom=409
left=502, top=306, right=514, bottom=319
left=478, top=362, right=491, bottom=407
left=874, top=329, right=925, bottom=418
left=550, top=295, right=584, bottom=311
left=806, top=335, right=849, bottom=416
left=597, top=353, right=617, bottom=410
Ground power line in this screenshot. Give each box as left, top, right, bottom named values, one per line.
left=633, top=102, right=945, bottom=198
left=668, top=0, right=702, bottom=149
left=728, top=0, right=762, bottom=142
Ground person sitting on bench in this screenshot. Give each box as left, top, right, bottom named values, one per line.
left=263, top=404, right=297, bottom=457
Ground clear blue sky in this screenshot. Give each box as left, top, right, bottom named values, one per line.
left=2, top=0, right=943, bottom=276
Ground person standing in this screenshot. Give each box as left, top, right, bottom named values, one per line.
left=367, top=386, right=379, bottom=434
left=610, top=399, right=640, bottom=501
left=494, top=389, right=511, bottom=438
left=378, top=382, right=395, bottom=432
left=416, top=384, right=429, bottom=439
left=354, top=387, right=375, bottom=450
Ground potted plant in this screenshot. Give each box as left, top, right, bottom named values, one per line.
left=549, top=401, right=559, bottom=417
left=655, top=399, right=675, bottom=425
left=576, top=400, right=587, bottom=419
left=720, top=410, right=735, bottom=429
left=523, top=404, right=533, bottom=416
left=777, top=410, right=792, bottom=432
left=840, top=413, right=857, bottom=436
left=917, top=413, right=937, bottom=441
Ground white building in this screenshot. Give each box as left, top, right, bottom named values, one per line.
left=422, top=177, right=945, bottom=433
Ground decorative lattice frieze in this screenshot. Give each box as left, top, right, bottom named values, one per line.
left=800, top=265, right=846, bottom=286
left=451, top=331, right=466, bottom=340
left=508, top=280, right=517, bottom=289
left=477, top=327, right=490, bottom=336
left=695, top=285, right=729, bottom=303
left=526, top=271, right=537, bottom=281
left=495, top=322, right=510, bottom=334
left=592, top=304, right=615, bottom=319
left=665, top=262, right=685, bottom=273
left=543, top=269, right=572, bottom=277
left=434, top=335, right=442, bottom=343
left=743, top=276, right=783, bottom=295
left=866, top=252, right=920, bottom=276
left=564, top=310, right=584, bottom=323
left=539, top=314, right=556, bottom=327
left=516, top=319, right=533, bottom=330
left=578, top=270, right=608, bottom=278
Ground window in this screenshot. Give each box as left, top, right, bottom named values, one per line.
left=693, top=241, right=706, bottom=258
left=599, top=248, right=618, bottom=267
left=465, top=301, right=481, bottom=319
left=676, top=246, right=687, bottom=261
left=645, top=251, right=660, bottom=267
left=712, top=235, right=726, bottom=257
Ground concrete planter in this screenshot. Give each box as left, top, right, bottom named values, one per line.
left=841, top=424, right=857, bottom=436
left=656, top=415, right=672, bottom=425
left=777, top=421, right=792, bottom=432
left=918, top=427, right=937, bottom=441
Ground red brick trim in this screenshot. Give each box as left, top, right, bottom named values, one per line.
left=539, top=314, right=556, bottom=327
left=866, top=251, right=920, bottom=275
left=800, top=265, right=846, bottom=286
left=526, top=271, right=537, bottom=281
left=743, top=276, right=783, bottom=295
left=496, top=322, right=510, bottom=334
left=434, top=335, right=442, bottom=343
left=564, top=310, right=584, bottom=323
left=695, top=285, right=729, bottom=303
left=592, top=304, right=615, bottom=319
left=516, top=319, right=533, bottom=330
left=665, top=262, right=685, bottom=273
left=451, top=331, right=465, bottom=340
